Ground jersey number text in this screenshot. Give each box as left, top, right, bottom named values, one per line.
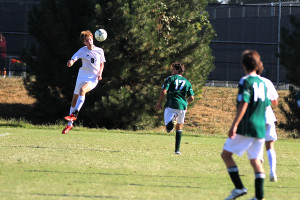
left=253, top=82, right=265, bottom=102
left=175, top=79, right=186, bottom=91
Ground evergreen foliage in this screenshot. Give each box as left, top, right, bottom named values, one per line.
left=279, top=15, right=300, bottom=137
left=278, top=86, right=300, bottom=138
left=24, top=0, right=215, bottom=129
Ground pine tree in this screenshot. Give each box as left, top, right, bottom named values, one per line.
left=279, top=15, right=300, bottom=137
left=24, top=0, right=215, bottom=129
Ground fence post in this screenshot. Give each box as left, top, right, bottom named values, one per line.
left=277, top=0, right=281, bottom=88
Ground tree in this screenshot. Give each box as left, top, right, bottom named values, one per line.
left=24, top=0, right=215, bottom=129
left=279, top=15, right=300, bottom=137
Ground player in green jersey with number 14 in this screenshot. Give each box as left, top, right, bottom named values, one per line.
left=221, top=50, right=270, bottom=200
left=156, top=62, right=194, bottom=155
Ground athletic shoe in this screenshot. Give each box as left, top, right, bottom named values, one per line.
left=175, top=151, right=181, bottom=155
left=166, top=120, right=174, bottom=133
left=247, top=198, right=266, bottom=200
left=225, top=187, right=247, bottom=200
left=166, top=114, right=178, bottom=133
left=270, top=174, right=277, bottom=182
left=62, top=125, right=73, bottom=134
left=64, top=110, right=78, bottom=121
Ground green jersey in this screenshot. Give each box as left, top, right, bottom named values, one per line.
left=236, top=75, right=270, bottom=138
left=162, top=75, right=194, bottom=110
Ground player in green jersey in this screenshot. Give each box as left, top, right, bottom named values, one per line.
left=221, top=50, right=269, bottom=200
left=156, top=62, right=194, bottom=155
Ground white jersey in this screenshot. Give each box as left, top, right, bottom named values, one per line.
left=71, top=46, right=106, bottom=79
left=260, top=76, right=278, bottom=124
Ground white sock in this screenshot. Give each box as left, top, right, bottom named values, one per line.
left=69, top=106, right=75, bottom=115
left=74, top=95, right=85, bottom=112
left=68, top=121, right=73, bottom=126
left=267, top=149, right=277, bottom=176
left=68, top=106, right=75, bottom=126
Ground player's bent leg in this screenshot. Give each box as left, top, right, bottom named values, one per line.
left=221, top=150, right=247, bottom=199
left=71, top=94, right=79, bottom=107
left=79, top=81, right=95, bottom=96
left=221, top=150, right=236, bottom=168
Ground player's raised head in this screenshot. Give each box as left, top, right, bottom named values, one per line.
left=241, top=50, right=262, bottom=73
left=80, top=30, right=93, bottom=44
left=171, top=62, right=185, bottom=74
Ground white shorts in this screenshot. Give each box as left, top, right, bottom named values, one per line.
left=164, top=107, right=186, bottom=125
left=265, top=123, right=277, bottom=141
left=74, top=77, right=98, bottom=95
left=223, top=134, right=265, bottom=160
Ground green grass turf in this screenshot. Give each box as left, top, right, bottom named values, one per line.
left=0, top=126, right=299, bottom=200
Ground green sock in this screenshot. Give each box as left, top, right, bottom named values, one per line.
left=255, top=172, right=265, bottom=199
left=228, top=166, right=244, bottom=189
left=175, top=130, right=182, bottom=152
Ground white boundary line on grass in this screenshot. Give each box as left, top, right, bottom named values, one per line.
left=0, top=133, right=11, bottom=136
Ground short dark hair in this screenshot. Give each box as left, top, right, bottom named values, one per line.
left=241, top=50, right=262, bottom=72
left=80, top=30, right=93, bottom=43
left=171, top=62, right=185, bottom=74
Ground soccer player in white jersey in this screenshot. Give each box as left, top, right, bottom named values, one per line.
left=62, top=30, right=106, bottom=134
left=221, top=50, right=269, bottom=200
left=257, top=64, right=279, bottom=182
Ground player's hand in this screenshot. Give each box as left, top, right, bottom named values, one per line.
left=98, top=76, right=102, bottom=80
left=228, top=125, right=237, bottom=139
left=156, top=103, right=162, bottom=110
left=67, top=60, right=74, bottom=67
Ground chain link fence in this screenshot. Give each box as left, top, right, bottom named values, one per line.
left=0, top=0, right=39, bottom=77
left=206, top=1, right=300, bottom=88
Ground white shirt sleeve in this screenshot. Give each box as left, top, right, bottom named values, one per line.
left=71, top=47, right=84, bottom=62
left=262, top=77, right=278, bottom=101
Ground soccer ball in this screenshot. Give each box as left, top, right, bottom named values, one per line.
left=95, top=29, right=107, bottom=42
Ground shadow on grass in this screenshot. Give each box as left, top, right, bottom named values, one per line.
left=4, top=145, right=121, bottom=153
left=27, top=169, right=202, bottom=179
left=0, top=191, right=118, bottom=199
left=30, top=193, right=118, bottom=199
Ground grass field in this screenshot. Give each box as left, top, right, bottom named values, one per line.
left=0, top=126, right=299, bottom=200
